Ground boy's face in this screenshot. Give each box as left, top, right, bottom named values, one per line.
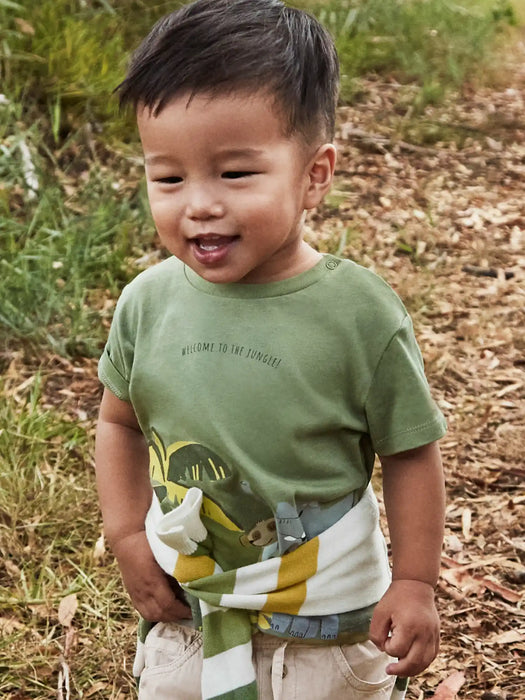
left=137, top=91, right=334, bottom=284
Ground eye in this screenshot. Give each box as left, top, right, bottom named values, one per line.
left=222, top=171, right=256, bottom=179
left=156, top=176, right=183, bottom=184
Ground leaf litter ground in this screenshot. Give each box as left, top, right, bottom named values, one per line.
left=2, top=37, right=525, bottom=700
left=308, top=38, right=525, bottom=700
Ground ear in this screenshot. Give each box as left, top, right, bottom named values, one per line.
left=303, top=143, right=337, bottom=210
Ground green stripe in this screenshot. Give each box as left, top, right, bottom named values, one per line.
left=187, top=567, right=238, bottom=596
left=137, top=617, right=156, bottom=645
left=208, top=681, right=258, bottom=700
left=202, top=609, right=252, bottom=658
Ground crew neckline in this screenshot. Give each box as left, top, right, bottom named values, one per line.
left=183, top=255, right=341, bottom=298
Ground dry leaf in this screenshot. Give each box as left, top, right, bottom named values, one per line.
left=461, top=507, right=472, bottom=540
left=4, top=559, right=21, bottom=577
left=85, top=682, right=113, bottom=697
left=441, top=565, right=522, bottom=603
left=441, top=568, right=485, bottom=597
left=489, top=630, right=525, bottom=645
left=58, top=594, right=78, bottom=627
left=444, top=534, right=463, bottom=553
left=85, top=682, right=111, bottom=697
left=481, top=577, right=522, bottom=604
left=0, top=616, right=25, bottom=635
left=433, top=671, right=466, bottom=699
left=14, top=18, right=35, bottom=35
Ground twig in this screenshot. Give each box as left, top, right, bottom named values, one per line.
left=57, top=658, right=70, bottom=700
left=339, top=126, right=439, bottom=154
left=462, top=264, right=515, bottom=280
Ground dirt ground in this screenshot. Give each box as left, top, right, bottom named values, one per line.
left=310, top=38, right=525, bottom=700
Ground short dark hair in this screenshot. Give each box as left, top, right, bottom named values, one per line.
left=116, top=0, right=339, bottom=142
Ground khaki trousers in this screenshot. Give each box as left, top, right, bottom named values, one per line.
left=138, top=622, right=406, bottom=699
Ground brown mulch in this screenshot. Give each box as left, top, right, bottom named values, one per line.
left=5, top=36, right=524, bottom=700
left=308, top=37, right=525, bottom=700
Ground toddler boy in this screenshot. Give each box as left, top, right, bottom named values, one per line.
left=95, top=0, right=447, bottom=698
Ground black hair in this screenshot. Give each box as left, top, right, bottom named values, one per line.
left=116, top=0, right=339, bottom=142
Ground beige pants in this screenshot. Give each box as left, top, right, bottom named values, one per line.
left=138, top=622, right=405, bottom=699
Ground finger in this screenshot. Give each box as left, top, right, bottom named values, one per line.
left=368, top=608, right=392, bottom=651
left=149, top=582, right=192, bottom=621
left=166, top=597, right=193, bottom=621
left=131, top=576, right=188, bottom=620
left=137, top=596, right=191, bottom=622
left=385, top=637, right=436, bottom=677
left=384, top=629, right=411, bottom=660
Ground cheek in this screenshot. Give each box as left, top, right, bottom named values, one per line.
left=148, top=197, right=179, bottom=231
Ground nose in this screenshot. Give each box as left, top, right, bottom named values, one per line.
left=185, top=183, right=225, bottom=220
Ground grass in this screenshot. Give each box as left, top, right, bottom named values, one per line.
left=0, top=375, right=137, bottom=696
left=312, top=0, right=517, bottom=105
left=0, top=0, right=185, bottom=138
left=0, top=97, right=154, bottom=356
left=0, top=0, right=523, bottom=696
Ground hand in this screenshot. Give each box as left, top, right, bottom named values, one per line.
left=112, top=530, right=192, bottom=622
left=369, top=579, right=440, bottom=677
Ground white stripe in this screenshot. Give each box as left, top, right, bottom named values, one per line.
left=299, top=487, right=391, bottom=614
left=219, top=592, right=268, bottom=611
left=201, top=641, right=256, bottom=698
left=132, top=639, right=145, bottom=679
left=200, top=600, right=224, bottom=617
left=232, top=556, right=280, bottom=595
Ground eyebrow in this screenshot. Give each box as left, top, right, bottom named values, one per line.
left=144, top=155, right=177, bottom=166
left=216, top=148, right=265, bottom=158
left=145, top=148, right=265, bottom=166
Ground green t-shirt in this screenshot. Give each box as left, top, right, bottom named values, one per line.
left=99, top=254, right=446, bottom=639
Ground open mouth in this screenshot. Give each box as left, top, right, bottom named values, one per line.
left=190, top=235, right=239, bottom=263
left=193, top=235, right=238, bottom=248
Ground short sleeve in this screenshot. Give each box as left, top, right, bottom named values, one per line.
left=366, top=315, right=446, bottom=455
left=97, top=290, right=136, bottom=402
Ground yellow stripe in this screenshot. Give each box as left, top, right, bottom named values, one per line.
left=174, top=554, right=215, bottom=583
left=262, top=537, right=319, bottom=615
left=263, top=581, right=307, bottom=615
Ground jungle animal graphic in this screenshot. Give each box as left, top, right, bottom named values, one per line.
left=149, top=428, right=359, bottom=562
left=148, top=429, right=273, bottom=567
left=239, top=517, right=278, bottom=548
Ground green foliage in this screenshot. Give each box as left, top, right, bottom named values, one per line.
left=312, top=0, right=517, bottom=103
left=0, top=101, right=153, bottom=356
left=0, top=0, right=183, bottom=136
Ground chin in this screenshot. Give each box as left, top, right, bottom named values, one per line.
left=194, top=266, right=243, bottom=284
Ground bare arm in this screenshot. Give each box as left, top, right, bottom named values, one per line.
left=382, top=441, right=445, bottom=586
left=95, top=388, right=191, bottom=621
left=95, top=387, right=151, bottom=545
left=369, top=441, right=445, bottom=677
